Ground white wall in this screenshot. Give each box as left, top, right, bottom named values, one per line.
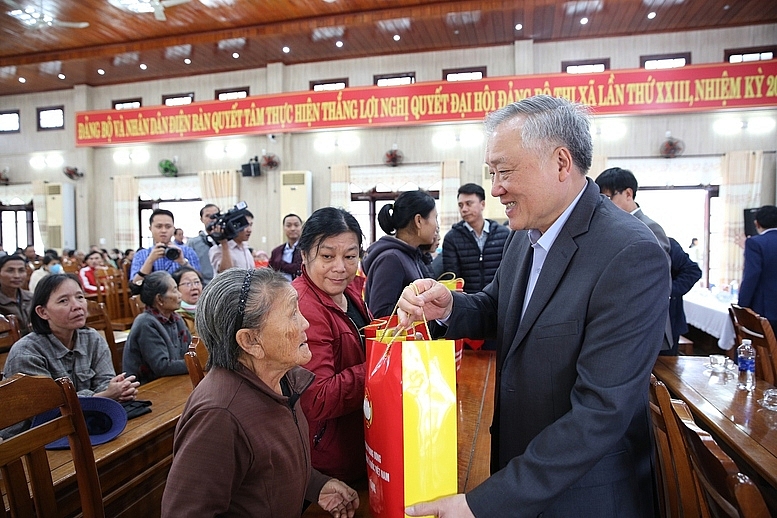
left=0, top=24, right=775, bottom=251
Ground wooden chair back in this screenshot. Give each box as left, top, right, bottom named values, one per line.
left=128, top=294, right=145, bottom=317
left=0, top=374, right=105, bottom=518
left=0, top=313, right=21, bottom=353
left=675, top=399, right=771, bottom=518
left=730, top=304, right=777, bottom=385
left=62, top=260, right=79, bottom=274
left=184, top=336, right=205, bottom=389
left=649, top=375, right=706, bottom=518
left=95, top=270, right=134, bottom=331
left=86, top=300, right=122, bottom=375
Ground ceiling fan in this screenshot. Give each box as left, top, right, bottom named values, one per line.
left=4, top=0, right=89, bottom=29
left=107, top=0, right=191, bottom=22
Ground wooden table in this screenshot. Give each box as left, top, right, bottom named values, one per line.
left=303, top=349, right=496, bottom=517
left=653, top=356, right=777, bottom=494
left=47, top=374, right=192, bottom=518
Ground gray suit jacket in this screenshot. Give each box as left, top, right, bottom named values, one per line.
left=445, top=180, right=669, bottom=517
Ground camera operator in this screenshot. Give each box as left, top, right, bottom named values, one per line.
left=130, top=209, right=200, bottom=284
left=188, top=204, right=220, bottom=286
left=209, top=210, right=254, bottom=274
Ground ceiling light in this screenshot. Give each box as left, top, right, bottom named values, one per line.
left=139, top=63, right=147, bottom=70
left=165, top=44, right=192, bottom=60
left=217, top=37, right=245, bottom=51
left=377, top=18, right=411, bottom=32
left=38, top=61, right=62, bottom=75
left=446, top=11, right=481, bottom=26
left=108, top=0, right=156, bottom=14
left=393, top=34, right=400, bottom=41
left=312, top=26, right=344, bottom=41
left=45, top=154, right=64, bottom=168
left=713, top=118, right=742, bottom=135
left=515, top=23, right=523, bottom=30
left=647, top=11, right=656, bottom=19
left=580, top=17, right=589, bottom=24
left=282, top=46, right=290, bottom=53
left=232, top=52, right=239, bottom=59
left=113, top=150, right=131, bottom=165
left=184, top=58, right=191, bottom=64
left=18, top=77, right=26, bottom=83
left=335, top=40, right=344, bottom=48
left=58, top=74, right=66, bottom=80
left=113, top=51, right=139, bottom=66
left=30, top=156, right=46, bottom=169
left=748, top=117, right=776, bottom=134
left=97, top=68, right=105, bottom=75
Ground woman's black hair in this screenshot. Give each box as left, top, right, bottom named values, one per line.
left=139, top=271, right=174, bottom=307
left=29, top=274, right=83, bottom=335
left=296, top=207, right=364, bottom=258
left=377, top=190, right=436, bottom=235
left=83, top=250, right=101, bottom=262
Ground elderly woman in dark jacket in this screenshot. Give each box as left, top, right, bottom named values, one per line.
left=161, top=268, right=359, bottom=517
left=122, top=271, right=191, bottom=384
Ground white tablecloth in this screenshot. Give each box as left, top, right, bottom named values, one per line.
left=682, top=289, right=737, bottom=350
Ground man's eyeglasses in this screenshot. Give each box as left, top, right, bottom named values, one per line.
left=179, top=281, right=202, bottom=288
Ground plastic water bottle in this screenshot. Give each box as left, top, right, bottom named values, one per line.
left=737, top=339, right=756, bottom=391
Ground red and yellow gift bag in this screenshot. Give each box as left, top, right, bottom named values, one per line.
left=363, top=318, right=458, bottom=518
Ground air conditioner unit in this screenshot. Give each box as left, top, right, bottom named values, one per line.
left=480, top=163, right=504, bottom=222
left=280, top=170, right=312, bottom=222
left=45, top=182, right=76, bottom=252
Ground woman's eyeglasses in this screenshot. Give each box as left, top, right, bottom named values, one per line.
left=179, top=281, right=202, bottom=288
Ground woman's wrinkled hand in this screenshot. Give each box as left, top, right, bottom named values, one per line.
left=318, top=478, right=360, bottom=518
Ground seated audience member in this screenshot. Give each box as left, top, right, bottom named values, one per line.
left=172, top=266, right=203, bottom=335
left=253, top=249, right=270, bottom=268
left=79, top=250, right=104, bottom=294
left=0, top=254, right=33, bottom=335
left=23, top=245, right=41, bottom=263
left=362, top=190, right=438, bottom=317
left=29, top=254, right=63, bottom=293
left=1, top=274, right=139, bottom=439
left=130, top=209, right=200, bottom=284
left=161, top=268, right=359, bottom=518
left=123, top=271, right=191, bottom=384
left=293, top=207, right=370, bottom=482
left=209, top=210, right=255, bottom=274
left=270, top=213, right=303, bottom=280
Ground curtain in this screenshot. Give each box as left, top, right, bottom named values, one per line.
left=719, top=150, right=763, bottom=285
left=330, top=164, right=350, bottom=209
left=198, top=169, right=238, bottom=210
left=113, top=175, right=139, bottom=252
left=0, top=183, right=33, bottom=205
left=31, top=180, right=47, bottom=249
left=439, top=159, right=461, bottom=232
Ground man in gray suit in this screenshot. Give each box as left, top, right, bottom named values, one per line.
left=399, top=95, right=669, bottom=517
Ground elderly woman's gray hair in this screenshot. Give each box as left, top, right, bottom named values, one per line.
left=196, top=267, right=289, bottom=370
left=484, top=95, right=593, bottom=175
left=139, top=270, right=174, bottom=306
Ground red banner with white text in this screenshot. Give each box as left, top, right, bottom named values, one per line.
left=75, top=61, right=777, bottom=147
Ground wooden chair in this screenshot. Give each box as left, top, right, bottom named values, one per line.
left=0, top=373, right=105, bottom=518
left=0, top=313, right=21, bottom=353
left=86, top=300, right=123, bottom=375
left=95, top=271, right=134, bottom=331
left=128, top=294, right=145, bottom=317
left=674, top=399, right=771, bottom=518
left=730, top=304, right=777, bottom=385
left=649, top=375, right=706, bottom=518
left=185, top=336, right=205, bottom=389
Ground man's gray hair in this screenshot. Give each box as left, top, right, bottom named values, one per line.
left=484, top=95, right=593, bottom=174
left=195, top=267, right=289, bottom=370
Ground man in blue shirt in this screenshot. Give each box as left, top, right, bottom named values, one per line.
left=130, top=209, right=200, bottom=284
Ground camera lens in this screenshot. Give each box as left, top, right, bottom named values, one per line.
left=165, top=247, right=181, bottom=260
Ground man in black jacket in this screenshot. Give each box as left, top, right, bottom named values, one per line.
left=442, top=183, right=510, bottom=294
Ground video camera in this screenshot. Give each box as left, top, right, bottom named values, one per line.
left=206, top=201, right=250, bottom=243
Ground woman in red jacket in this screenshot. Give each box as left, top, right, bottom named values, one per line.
left=78, top=250, right=103, bottom=294
left=292, top=207, right=370, bottom=483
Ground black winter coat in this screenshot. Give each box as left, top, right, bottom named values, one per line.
left=442, top=219, right=510, bottom=293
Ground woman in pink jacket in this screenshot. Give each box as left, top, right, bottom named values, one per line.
left=292, top=207, right=370, bottom=483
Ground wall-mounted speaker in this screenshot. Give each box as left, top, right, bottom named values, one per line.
left=241, top=162, right=261, bottom=177
left=744, top=208, right=759, bottom=237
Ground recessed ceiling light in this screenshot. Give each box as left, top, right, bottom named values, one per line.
left=232, top=52, right=239, bottom=59
left=139, top=63, right=147, bottom=70
left=184, top=58, right=191, bottom=64
left=282, top=46, right=290, bottom=53
left=393, top=34, right=400, bottom=41
left=723, top=4, right=730, bottom=9
left=453, top=29, right=459, bottom=35
left=515, top=23, right=523, bottom=30
left=58, top=73, right=66, bottom=80
left=18, top=77, right=26, bottom=83
left=580, top=17, right=589, bottom=25
left=647, top=11, right=656, bottom=19
left=97, top=68, right=105, bottom=75
left=335, top=40, right=343, bottom=48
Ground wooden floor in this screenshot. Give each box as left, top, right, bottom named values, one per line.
left=303, top=350, right=496, bottom=517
